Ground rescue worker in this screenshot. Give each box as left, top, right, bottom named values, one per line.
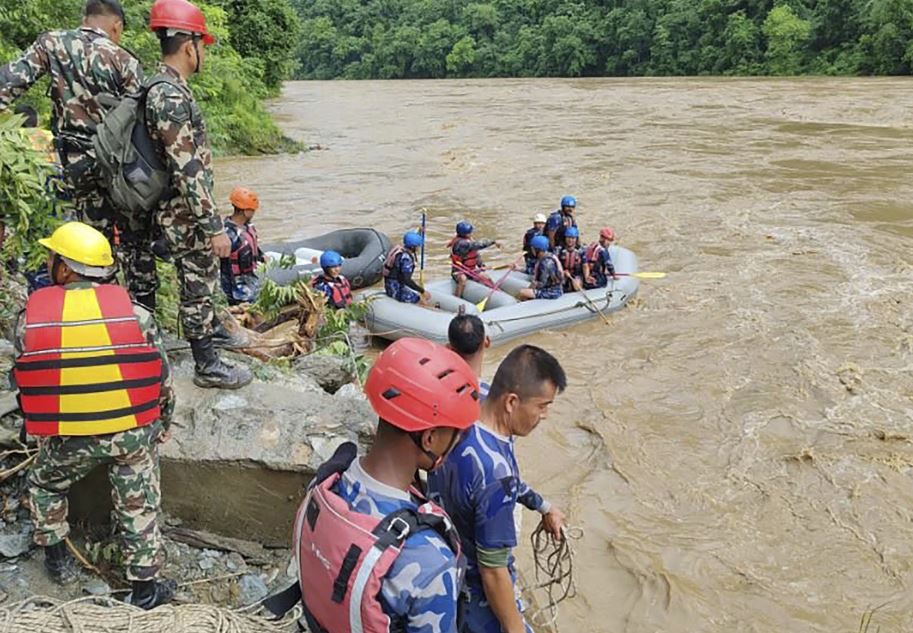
left=546, top=195, right=578, bottom=250
left=219, top=186, right=264, bottom=305
left=428, top=344, right=567, bottom=633
left=518, top=235, right=563, bottom=301
left=384, top=230, right=430, bottom=305
left=12, top=222, right=176, bottom=609
left=145, top=0, right=252, bottom=389
left=583, top=227, right=619, bottom=289
left=447, top=314, right=491, bottom=399
left=0, top=0, right=156, bottom=311
left=449, top=221, right=500, bottom=298
left=555, top=226, right=585, bottom=292
left=311, top=250, right=353, bottom=309
left=522, top=213, right=547, bottom=274
left=289, top=337, right=480, bottom=633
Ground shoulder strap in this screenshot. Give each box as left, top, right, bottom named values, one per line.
left=312, top=441, right=358, bottom=487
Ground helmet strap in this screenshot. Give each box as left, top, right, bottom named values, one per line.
left=192, top=37, right=201, bottom=74
left=49, top=253, right=65, bottom=284
left=410, top=427, right=463, bottom=471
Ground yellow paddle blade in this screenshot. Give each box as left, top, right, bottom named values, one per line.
left=476, top=298, right=488, bottom=311
left=632, top=271, right=666, bottom=279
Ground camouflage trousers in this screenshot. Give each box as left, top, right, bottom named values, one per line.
left=162, top=221, right=218, bottom=340
left=28, top=423, right=164, bottom=581
left=72, top=189, right=158, bottom=301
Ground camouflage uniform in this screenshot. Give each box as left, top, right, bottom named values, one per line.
left=12, top=282, right=174, bottom=581
left=0, top=27, right=158, bottom=302
left=145, top=64, right=222, bottom=340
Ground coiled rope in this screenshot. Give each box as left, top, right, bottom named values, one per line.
left=526, top=521, right=584, bottom=631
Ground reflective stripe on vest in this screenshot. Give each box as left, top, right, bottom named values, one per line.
left=13, top=285, right=162, bottom=437
left=229, top=223, right=260, bottom=276
left=533, top=254, right=564, bottom=287
left=449, top=237, right=480, bottom=272
left=312, top=274, right=353, bottom=309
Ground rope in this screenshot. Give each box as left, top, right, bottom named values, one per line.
left=526, top=521, right=584, bottom=631
left=0, top=596, right=298, bottom=633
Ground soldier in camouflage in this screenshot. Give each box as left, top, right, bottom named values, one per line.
left=144, top=0, right=251, bottom=389
left=12, top=222, right=176, bottom=610
left=0, top=0, right=160, bottom=312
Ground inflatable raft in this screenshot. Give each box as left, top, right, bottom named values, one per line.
left=263, top=228, right=392, bottom=290
left=362, top=245, right=639, bottom=346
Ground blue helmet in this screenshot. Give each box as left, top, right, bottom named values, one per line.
left=456, top=221, right=473, bottom=237
left=531, top=235, right=550, bottom=251
left=565, top=226, right=579, bottom=239
left=403, top=231, right=424, bottom=248
left=560, top=195, right=577, bottom=209
left=320, top=250, right=343, bottom=269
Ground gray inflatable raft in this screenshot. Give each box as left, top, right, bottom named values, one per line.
left=361, top=246, right=639, bottom=346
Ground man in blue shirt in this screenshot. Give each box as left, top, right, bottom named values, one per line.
left=546, top=195, right=578, bottom=250
left=428, top=344, right=568, bottom=633
left=447, top=314, right=491, bottom=399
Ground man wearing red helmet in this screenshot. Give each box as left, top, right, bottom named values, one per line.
left=144, top=0, right=251, bottom=389
left=284, top=338, right=480, bottom=633
left=583, top=226, right=619, bottom=289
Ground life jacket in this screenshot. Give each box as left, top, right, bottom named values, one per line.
left=293, top=442, right=464, bottom=633
left=550, top=210, right=577, bottom=246
left=312, top=274, right=353, bottom=309
left=533, top=253, right=564, bottom=288
left=559, top=246, right=583, bottom=276
left=13, top=285, right=162, bottom=437
left=228, top=221, right=260, bottom=276
left=585, top=243, right=609, bottom=276
left=382, top=246, right=412, bottom=282
left=523, top=227, right=542, bottom=258
left=449, top=236, right=480, bottom=273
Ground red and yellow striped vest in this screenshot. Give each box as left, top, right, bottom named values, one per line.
left=14, top=285, right=162, bottom=437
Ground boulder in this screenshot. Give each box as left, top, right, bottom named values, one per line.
left=293, top=354, right=356, bottom=394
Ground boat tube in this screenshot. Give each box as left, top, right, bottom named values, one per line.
left=262, top=228, right=392, bottom=290
left=362, top=246, right=639, bottom=346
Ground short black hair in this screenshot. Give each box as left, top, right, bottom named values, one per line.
left=84, top=0, right=125, bottom=25
left=448, top=314, right=485, bottom=357
left=488, top=344, right=567, bottom=401
left=158, top=31, right=195, bottom=56
left=13, top=104, right=38, bottom=128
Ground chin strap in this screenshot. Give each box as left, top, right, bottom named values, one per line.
left=411, top=427, right=464, bottom=471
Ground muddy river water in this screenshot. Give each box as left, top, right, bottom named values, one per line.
left=216, top=78, right=913, bottom=632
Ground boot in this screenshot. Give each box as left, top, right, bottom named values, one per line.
left=44, top=541, right=79, bottom=585
left=211, top=319, right=249, bottom=349
left=134, top=293, right=156, bottom=313
left=124, top=579, right=178, bottom=610
left=190, top=337, right=253, bottom=390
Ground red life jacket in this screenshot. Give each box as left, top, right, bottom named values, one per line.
left=533, top=253, right=564, bottom=288
left=382, top=246, right=412, bottom=281
left=585, top=243, right=607, bottom=276
left=228, top=221, right=260, bottom=276
left=312, top=274, right=353, bottom=309
left=559, top=246, right=583, bottom=275
left=294, top=443, right=464, bottom=633
left=448, top=236, right=480, bottom=273
left=13, top=285, right=162, bottom=437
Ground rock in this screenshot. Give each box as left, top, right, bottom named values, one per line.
left=0, top=532, right=31, bottom=558
left=335, top=383, right=365, bottom=401
left=238, top=573, right=269, bottom=606
left=82, top=579, right=111, bottom=596
left=198, top=557, right=215, bottom=571
left=294, top=354, right=356, bottom=394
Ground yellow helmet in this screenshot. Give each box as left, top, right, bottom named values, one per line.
left=39, top=222, right=116, bottom=277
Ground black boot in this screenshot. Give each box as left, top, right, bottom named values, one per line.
left=190, top=337, right=253, bottom=390
left=211, top=318, right=249, bottom=349
left=124, top=578, right=178, bottom=610
left=134, top=293, right=156, bottom=313
left=44, top=541, right=79, bottom=585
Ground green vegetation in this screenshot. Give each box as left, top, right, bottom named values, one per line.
left=0, top=0, right=302, bottom=154
left=291, top=0, right=913, bottom=79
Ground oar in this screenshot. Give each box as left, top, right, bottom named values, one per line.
left=452, top=260, right=496, bottom=289
left=476, top=260, right=520, bottom=311
left=574, top=279, right=612, bottom=326
left=615, top=271, right=666, bottom=279
left=419, top=210, right=427, bottom=287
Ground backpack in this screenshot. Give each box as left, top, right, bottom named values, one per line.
left=93, top=74, right=179, bottom=231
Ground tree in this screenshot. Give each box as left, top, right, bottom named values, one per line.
left=446, top=35, right=477, bottom=74
left=762, top=4, right=810, bottom=74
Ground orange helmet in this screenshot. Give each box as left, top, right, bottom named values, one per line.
left=149, top=0, right=215, bottom=45
left=229, top=187, right=259, bottom=211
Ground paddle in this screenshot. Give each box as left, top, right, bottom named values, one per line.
left=452, top=260, right=497, bottom=289
left=573, top=278, right=612, bottom=326
left=476, top=259, right=521, bottom=311
left=615, top=271, right=666, bottom=279
left=419, top=210, right=427, bottom=287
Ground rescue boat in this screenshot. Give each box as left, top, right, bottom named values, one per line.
left=361, top=245, right=639, bottom=346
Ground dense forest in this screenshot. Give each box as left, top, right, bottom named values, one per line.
left=291, top=0, right=913, bottom=79
left=0, top=0, right=302, bottom=154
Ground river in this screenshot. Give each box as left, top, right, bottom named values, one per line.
left=217, top=78, right=913, bottom=632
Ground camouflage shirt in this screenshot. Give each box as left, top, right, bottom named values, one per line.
left=11, top=281, right=176, bottom=429
left=0, top=26, right=142, bottom=142
left=145, top=64, right=222, bottom=236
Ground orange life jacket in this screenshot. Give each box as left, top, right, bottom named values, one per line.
left=14, top=285, right=162, bottom=437
left=448, top=237, right=480, bottom=273
left=311, top=274, right=353, bottom=309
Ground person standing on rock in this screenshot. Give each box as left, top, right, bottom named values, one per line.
left=220, top=187, right=264, bottom=305
left=145, top=0, right=251, bottom=389
left=276, top=337, right=480, bottom=632
left=428, top=344, right=568, bottom=633
left=447, top=313, right=491, bottom=398
left=0, top=0, right=158, bottom=310
left=11, top=222, right=176, bottom=609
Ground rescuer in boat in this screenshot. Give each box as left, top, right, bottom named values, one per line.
left=12, top=221, right=177, bottom=609
left=555, top=226, right=585, bottom=291
left=518, top=235, right=564, bottom=301
left=383, top=230, right=430, bottom=305
left=285, top=338, right=480, bottom=633
left=546, top=195, right=579, bottom=250
left=522, top=213, right=547, bottom=274
left=220, top=186, right=264, bottom=305
left=310, top=250, right=353, bottom=309
left=449, top=221, right=500, bottom=298
left=447, top=313, right=491, bottom=399
left=583, top=227, right=619, bottom=289
left=427, top=344, right=568, bottom=633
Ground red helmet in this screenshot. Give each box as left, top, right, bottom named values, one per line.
left=599, top=227, right=616, bottom=241
left=365, top=338, right=480, bottom=432
left=149, top=0, right=215, bottom=45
